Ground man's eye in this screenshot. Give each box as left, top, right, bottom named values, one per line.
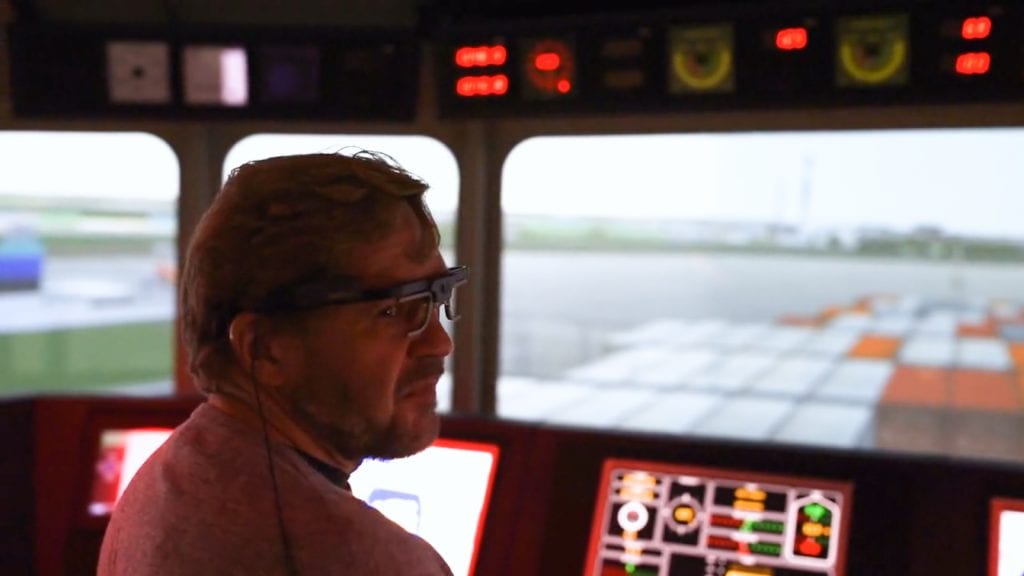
left=379, top=304, right=399, bottom=318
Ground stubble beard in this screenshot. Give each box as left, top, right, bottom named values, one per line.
left=287, top=387, right=440, bottom=462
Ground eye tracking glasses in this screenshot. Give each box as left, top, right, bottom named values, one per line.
left=256, top=266, right=468, bottom=338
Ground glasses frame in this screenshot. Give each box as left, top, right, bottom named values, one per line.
left=256, top=266, right=469, bottom=337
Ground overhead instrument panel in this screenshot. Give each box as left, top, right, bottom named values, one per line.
left=436, top=2, right=1024, bottom=117
left=8, top=26, right=418, bottom=119
left=585, top=459, right=851, bottom=576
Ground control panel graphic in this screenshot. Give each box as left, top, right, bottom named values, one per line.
left=586, top=459, right=852, bottom=576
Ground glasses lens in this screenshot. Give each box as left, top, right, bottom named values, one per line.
left=398, top=293, right=433, bottom=336
left=442, top=281, right=464, bottom=322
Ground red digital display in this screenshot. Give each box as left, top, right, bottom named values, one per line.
left=775, top=27, right=808, bottom=51
left=522, top=38, right=575, bottom=98
left=455, top=45, right=507, bottom=68
left=956, top=52, right=991, bottom=75
left=456, top=74, right=509, bottom=97
left=534, top=51, right=561, bottom=71
left=962, top=16, right=992, bottom=40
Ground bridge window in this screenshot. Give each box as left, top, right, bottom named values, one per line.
left=500, top=129, right=1024, bottom=463
left=0, top=131, right=179, bottom=397
left=224, top=134, right=460, bottom=407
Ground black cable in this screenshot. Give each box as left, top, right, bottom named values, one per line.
left=250, top=357, right=300, bottom=576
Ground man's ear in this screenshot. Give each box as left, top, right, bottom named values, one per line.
left=228, top=312, right=291, bottom=387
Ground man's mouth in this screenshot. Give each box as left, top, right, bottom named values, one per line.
left=399, top=373, right=443, bottom=400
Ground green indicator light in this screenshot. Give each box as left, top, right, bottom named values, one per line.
left=750, top=542, right=782, bottom=556
left=752, top=520, right=785, bottom=534
left=741, top=520, right=754, bottom=532
left=626, top=565, right=636, bottom=574
left=804, top=503, right=827, bottom=522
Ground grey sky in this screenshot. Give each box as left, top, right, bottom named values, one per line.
left=503, top=128, right=1024, bottom=239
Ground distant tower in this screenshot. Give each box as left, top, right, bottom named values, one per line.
left=800, top=154, right=814, bottom=232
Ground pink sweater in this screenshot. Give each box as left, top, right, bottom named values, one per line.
left=98, top=403, right=453, bottom=576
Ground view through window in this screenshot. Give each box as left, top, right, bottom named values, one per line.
left=0, top=131, right=179, bottom=397
left=499, top=130, right=1024, bottom=463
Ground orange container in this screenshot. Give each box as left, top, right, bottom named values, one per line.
left=951, top=369, right=1020, bottom=412
left=881, top=366, right=949, bottom=407
left=849, top=335, right=902, bottom=359
left=957, top=320, right=998, bottom=338
left=1010, top=343, right=1024, bottom=369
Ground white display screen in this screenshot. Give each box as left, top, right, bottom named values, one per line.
left=350, top=439, right=500, bottom=576
left=88, top=428, right=174, bottom=517
left=993, top=499, right=1024, bottom=576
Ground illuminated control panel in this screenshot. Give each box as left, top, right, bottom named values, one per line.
left=437, top=3, right=1024, bottom=116
left=586, top=459, right=851, bottom=576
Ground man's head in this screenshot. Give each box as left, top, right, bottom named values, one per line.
left=180, top=151, right=457, bottom=460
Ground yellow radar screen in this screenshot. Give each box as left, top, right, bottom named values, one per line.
left=667, top=24, right=735, bottom=94
left=836, top=14, right=910, bottom=87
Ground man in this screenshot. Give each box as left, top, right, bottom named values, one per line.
left=98, top=152, right=463, bottom=575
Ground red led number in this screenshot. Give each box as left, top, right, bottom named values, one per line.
left=956, top=52, right=991, bottom=75
left=456, top=75, right=509, bottom=97
left=961, top=17, right=992, bottom=40
left=534, top=52, right=561, bottom=72
left=455, top=45, right=508, bottom=68
left=775, top=27, right=808, bottom=51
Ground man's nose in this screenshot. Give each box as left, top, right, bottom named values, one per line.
left=412, top=304, right=454, bottom=357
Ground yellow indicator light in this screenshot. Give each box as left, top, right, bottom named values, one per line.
left=824, top=526, right=832, bottom=537
left=619, top=487, right=655, bottom=501
left=623, top=472, right=656, bottom=487
left=674, top=505, right=696, bottom=523
left=802, top=522, right=824, bottom=538
left=734, top=500, right=766, bottom=512
left=735, top=487, right=767, bottom=501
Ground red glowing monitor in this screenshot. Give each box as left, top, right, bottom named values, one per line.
left=991, top=498, right=1024, bottom=576
left=349, top=439, right=500, bottom=576
left=776, top=27, right=809, bottom=51
left=962, top=17, right=992, bottom=40
left=956, top=52, right=991, bottom=75
left=88, top=427, right=174, bottom=517
left=585, top=458, right=852, bottom=576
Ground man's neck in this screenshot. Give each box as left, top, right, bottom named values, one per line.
left=207, top=389, right=360, bottom=475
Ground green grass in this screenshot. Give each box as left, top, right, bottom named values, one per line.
left=0, top=321, right=173, bottom=395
